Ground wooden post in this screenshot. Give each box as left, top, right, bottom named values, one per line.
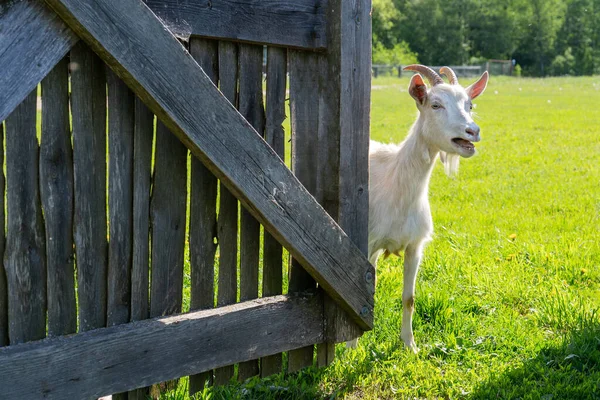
left=260, top=46, right=287, bottom=378
left=0, top=121, right=6, bottom=347
left=4, top=89, right=47, bottom=344
left=71, top=42, right=108, bottom=333
left=40, top=56, right=77, bottom=337
left=188, top=37, right=219, bottom=395
left=237, top=43, right=265, bottom=382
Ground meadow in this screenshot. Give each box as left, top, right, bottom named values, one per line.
left=165, top=74, right=600, bottom=399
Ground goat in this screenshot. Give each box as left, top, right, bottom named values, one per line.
left=368, top=65, right=488, bottom=353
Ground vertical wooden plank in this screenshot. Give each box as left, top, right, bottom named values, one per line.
left=4, top=89, right=46, bottom=344
left=237, top=44, right=265, bottom=382
left=317, top=0, right=373, bottom=365
left=128, top=97, right=154, bottom=400
left=214, top=40, right=239, bottom=386
left=150, top=121, right=187, bottom=318
left=107, top=69, right=135, bottom=400
left=188, top=37, right=219, bottom=396
left=40, top=56, right=77, bottom=337
left=260, top=46, right=287, bottom=378
left=287, top=50, right=320, bottom=373
left=0, top=121, right=6, bottom=347
left=107, top=69, right=134, bottom=328
left=71, top=42, right=108, bottom=332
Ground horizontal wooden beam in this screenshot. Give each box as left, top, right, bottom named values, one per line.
left=0, top=1, right=78, bottom=122
left=44, top=0, right=374, bottom=329
left=143, top=0, right=326, bottom=50
left=0, top=294, right=324, bottom=398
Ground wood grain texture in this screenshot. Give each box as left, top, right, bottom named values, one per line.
left=45, top=0, right=374, bottom=329
left=150, top=121, right=187, bottom=318
left=40, top=56, right=77, bottom=337
left=260, top=46, right=287, bottom=378
left=0, top=293, right=324, bottom=399
left=4, top=89, right=47, bottom=345
left=287, top=50, right=320, bottom=373
left=0, top=0, right=78, bottom=122
left=0, top=122, right=6, bottom=347
left=142, top=0, right=326, bottom=50
left=70, top=42, right=108, bottom=332
left=237, top=44, right=265, bottom=382
left=131, top=98, right=154, bottom=323
left=107, top=69, right=135, bottom=328
left=188, top=37, right=219, bottom=395
left=214, top=40, right=239, bottom=386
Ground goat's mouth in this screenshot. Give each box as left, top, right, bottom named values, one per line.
left=452, top=138, right=475, bottom=151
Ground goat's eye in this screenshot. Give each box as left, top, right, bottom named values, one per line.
left=469, top=103, right=473, bottom=110
left=431, top=104, right=441, bottom=110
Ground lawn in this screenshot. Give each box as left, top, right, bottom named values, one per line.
left=165, top=74, right=600, bottom=399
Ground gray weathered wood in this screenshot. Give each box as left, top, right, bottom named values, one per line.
left=40, top=56, right=77, bottom=337
left=150, top=121, right=187, bottom=318
left=287, top=50, right=320, bottom=373
left=0, top=122, right=6, bottom=347
left=142, top=0, right=326, bottom=50
left=260, top=46, right=287, bottom=378
left=4, top=89, right=47, bottom=344
left=214, top=40, right=239, bottom=386
left=0, top=0, right=78, bottom=122
left=70, top=42, right=108, bottom=332
left=0, top=293, right=324, bottom=399
left=188, top=37, right=219, bottom=395
left=131, top=98, right=154, bottom=323
left=318, top=0, right=373, bottom=362
left=107, top=69, right=135, bottom=328
left=237, top=44, right=265, bottom=382
left=46, top=0, right=374, bottom=329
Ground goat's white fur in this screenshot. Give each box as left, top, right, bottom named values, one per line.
left=367, top=68, right=488, bottom=353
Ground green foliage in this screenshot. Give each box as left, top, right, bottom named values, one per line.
left=372, top=41, right=418, bottom=65
left=162, top=76, right=600, bottom=399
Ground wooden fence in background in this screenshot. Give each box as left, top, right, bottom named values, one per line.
left=0, top=0, right=372, bottom=398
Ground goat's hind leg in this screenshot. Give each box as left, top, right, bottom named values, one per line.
left=401, top=243, right=423, bottom=353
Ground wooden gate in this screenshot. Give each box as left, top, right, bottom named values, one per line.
left=0, top=0, right=372, bottom=398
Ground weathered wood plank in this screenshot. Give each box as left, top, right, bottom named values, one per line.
left=40, top=56, right=77, bottom=337
left=0, top=0, right=78, bottom=122
left=214, top=40, right=239, bottom=386
left=71, top=42, right=108, bottom=332
left=4, top=89, right=47, bottom=344
left=142, top=0, right=326, bottom=50
left=237, top=44, right=265, bottom=382
left=287, top=50, right=320, bottom=373
left=45, top=0, right=375, bottom=329
left=131, top=98, right=154, bottom=323
left=107, top=69, right=135, bottom=328
left=260, top=46, right=287, bottom=378
left=188, top=37, right=219, bottom=395
left=0, top=122, right=6, bottom=347
left=0, top=293, right=324, bottom=399
left=316, top=0, right=373, bottom=363
left=150, top=121, right=187, bottom=318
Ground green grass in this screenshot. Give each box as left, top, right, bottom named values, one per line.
left=165, top=75, right=600, bottom=399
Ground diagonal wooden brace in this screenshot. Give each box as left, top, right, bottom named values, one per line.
left=43, top=0, right=375, bottom=329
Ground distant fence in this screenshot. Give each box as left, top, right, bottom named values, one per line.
left=374, top=63, right=515, bottom=78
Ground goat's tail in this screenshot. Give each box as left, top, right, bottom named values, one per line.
left=439, top=152, right=460, bottom=177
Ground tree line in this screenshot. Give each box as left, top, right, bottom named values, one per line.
left=373, top=0, right=600, bottom=76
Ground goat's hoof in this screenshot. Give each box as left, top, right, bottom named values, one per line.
left=401, top=335, right=419, bottom=354
left=346, top=338, right=359, bottom=348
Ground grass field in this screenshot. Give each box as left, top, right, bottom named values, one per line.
left=164, top=75, right=600, bottom=399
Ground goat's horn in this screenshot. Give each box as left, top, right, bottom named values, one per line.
left=439, top=66, right=458, bottom=85
left=403, top=64, right=444, bottom=86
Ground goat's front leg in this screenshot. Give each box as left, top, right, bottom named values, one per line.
left=401, top=243, right=423, bottom=353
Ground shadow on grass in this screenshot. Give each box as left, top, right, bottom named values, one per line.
left=470, top=324, right=600, bottom=400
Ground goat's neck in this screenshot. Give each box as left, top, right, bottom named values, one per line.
left=395, top=118, right=439, bottom=194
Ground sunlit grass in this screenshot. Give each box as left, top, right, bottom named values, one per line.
left=164, top=74, right=600, bottom=399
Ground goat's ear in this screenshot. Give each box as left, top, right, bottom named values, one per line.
left=408, top=73, right=428, bottom=105
left=466, top=71, right=489, bottom=100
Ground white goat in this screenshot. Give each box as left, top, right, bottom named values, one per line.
left=369, top=65, right=488, bottom=352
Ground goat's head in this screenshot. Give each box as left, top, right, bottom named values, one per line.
left=403, top=65, right=489, bottom=165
